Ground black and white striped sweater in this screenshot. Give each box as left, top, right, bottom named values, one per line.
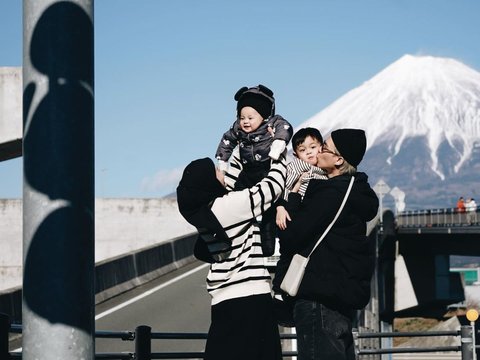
left=284, top=158, right=327, bottom=200
left=207, top=153, right=287, bottom=305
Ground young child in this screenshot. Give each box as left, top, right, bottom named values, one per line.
left=273, top=128, right=328, bottom=327
left=215, top=84, right=293, bottom=256
left=276, top=127, right=328, bottom=230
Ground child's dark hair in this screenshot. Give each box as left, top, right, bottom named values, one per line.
left=292, top=127, right=323, bottom=151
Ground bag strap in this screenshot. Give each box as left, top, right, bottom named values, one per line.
left=306, top=176, right=355, bottom=259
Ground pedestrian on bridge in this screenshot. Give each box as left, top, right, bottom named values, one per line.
left=177, top=152, right=287, bottom=360
left=273, top=128, right=379, bottom=360
left=456, top=196, right=466, bottom=213
left=466, top=197, right=477, bottom=224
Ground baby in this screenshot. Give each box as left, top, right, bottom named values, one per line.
left=276, top=127, right=328, bottom=230
left=215, top=84, right=293, bottom=255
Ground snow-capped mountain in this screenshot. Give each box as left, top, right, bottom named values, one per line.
left=298, top=54, right=480, bottom=209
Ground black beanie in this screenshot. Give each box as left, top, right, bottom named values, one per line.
left=177, top=158, right=227, bottom=213
left=331, top=129, right=367, bottom=167
left=236, top=85, right=275, bottom=120
left=176, top=158, right=230, bottom=263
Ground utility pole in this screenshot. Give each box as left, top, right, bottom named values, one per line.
left=22, top=1, right=95, bottom=359
left=372, top=179, right=392, bottom=360
left=373, top=179, right=391, bottom=233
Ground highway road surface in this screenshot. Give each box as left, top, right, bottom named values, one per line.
left=95, top=261, right=211, bottom=356
left=11, top=261, right=294, bottom=357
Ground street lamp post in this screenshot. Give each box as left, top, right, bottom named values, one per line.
left=373, top=179, right=391, bottom=233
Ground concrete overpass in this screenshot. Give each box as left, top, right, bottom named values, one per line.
left=377, top=209, right=480, bottom=322
left=0, top=67, right=22, bottom=161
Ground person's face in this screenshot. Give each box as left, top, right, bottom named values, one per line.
left=239, top=107, right=264, bottom=133
left=294, top=136, right=322, bottom=166
left=317, top=137, right=343, bottom=173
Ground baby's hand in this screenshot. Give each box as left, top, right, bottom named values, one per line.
left=267, top=124, right=275, bottom=137
left=276, top=206, right=291, bottom=230
left=217, top=160, right=228, bottom=172
left=269, top=139, right=286, bottom=160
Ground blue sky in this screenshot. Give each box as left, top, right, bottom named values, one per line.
left=1, top=0, right=479, bottom=198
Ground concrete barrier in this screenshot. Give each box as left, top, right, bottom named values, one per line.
left=0, top=232, right=199, bottom=323
left=0, top=198, right=197, bottom=291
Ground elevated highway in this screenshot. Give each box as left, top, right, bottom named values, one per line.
left=377, top=208, right=480, bottom=321
left=0, top=67, right=22, bottom=161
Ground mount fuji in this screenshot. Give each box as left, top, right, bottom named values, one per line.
left=298, top=54, right=480, bottom=210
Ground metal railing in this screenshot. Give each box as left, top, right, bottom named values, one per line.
left=2, top=313, right=478, bottom=359
left=354, top=328, right=479, bottom=359
left=397, top=207, right=479, bottom=228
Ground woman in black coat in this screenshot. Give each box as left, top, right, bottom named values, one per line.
left=273, top=128, right=379, bottom=360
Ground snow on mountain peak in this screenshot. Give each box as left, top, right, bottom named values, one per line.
left=299, top=54, right=480, bottom=179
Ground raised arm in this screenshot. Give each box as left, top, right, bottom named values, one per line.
left=267, top=115, right=293, bottom=160
left=215, top=120, right=240, bottom=165
left=211, top=152, right=287, bottom=229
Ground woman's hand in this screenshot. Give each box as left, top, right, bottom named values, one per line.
left=276, top=206, right=291, bottom=230
left=215, top=168, right=226, bottom=187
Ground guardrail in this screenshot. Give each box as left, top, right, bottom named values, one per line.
left=397, top=207, right=479, bottom=227
left=0, top=233, right=199, bottom=324
left=354, top=328, right=478, bottom=358
left=2, top=313, right=478, bottom=360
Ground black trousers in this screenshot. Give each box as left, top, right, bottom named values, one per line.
left=204, top=294, right=282, bottom=360
left=294, top=299, right=355, bottom=360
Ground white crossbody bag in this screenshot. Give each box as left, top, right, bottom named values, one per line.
left=280, top=176, right=355, bottom=297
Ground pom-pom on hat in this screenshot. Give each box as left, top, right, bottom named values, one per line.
left=331, top=129, right=367, bottom=167
left=235, top=84, right=275, bottom=120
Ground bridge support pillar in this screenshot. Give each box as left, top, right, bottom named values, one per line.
left=22, top=1, right=94, bottom=360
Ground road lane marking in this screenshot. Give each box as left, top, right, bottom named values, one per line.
left=95, top=263, right=209, bottom=320
left=11, top=263, right=209, bottom=353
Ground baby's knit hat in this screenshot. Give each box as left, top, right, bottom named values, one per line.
left=331, top=129, right=367, bottom=167
left=235, top=84, right=275, bottom=120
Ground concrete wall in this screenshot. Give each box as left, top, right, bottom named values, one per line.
left=0, top=67, right=22, bottom=160
left=95, top=197, right=195, bottom=261
left=0, top=197, right=196, bottom=291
